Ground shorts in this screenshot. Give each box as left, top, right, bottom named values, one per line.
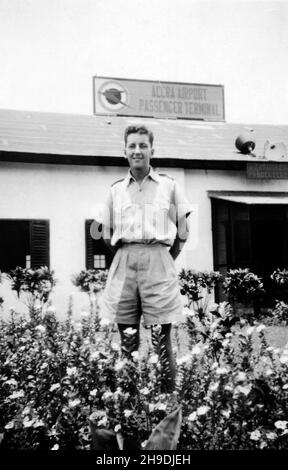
left=99, top=243, right=185, bottom=325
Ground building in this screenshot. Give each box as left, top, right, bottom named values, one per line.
left=1, top=107, right=288, bottom=316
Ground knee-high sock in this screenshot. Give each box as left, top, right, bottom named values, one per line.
left=151, top=323, right=176, bottom=393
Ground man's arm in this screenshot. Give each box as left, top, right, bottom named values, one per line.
left=169, top=217, right=189, bottom=260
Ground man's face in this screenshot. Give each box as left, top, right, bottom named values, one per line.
left=124, top=132, right=154, bottom=173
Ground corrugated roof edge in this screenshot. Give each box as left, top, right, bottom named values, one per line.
left=0, top=108, right=287, bottom=164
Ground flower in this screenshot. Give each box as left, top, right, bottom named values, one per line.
left=4, top=421, right=14, bottom=430
left=115, top=360, right=127, bottom=371
left=34, top=420, right=45, bottom=428
left=183, top=307, right=194, bottom=317
left=50, top=383, right=60, bottom=392
left=8, top=390, right=25, bottom=399
left=246, top=326, right=255, bottom=336
left=35, top=325, right=46, bottom=334
left=155, top=403, right=167, bottom=411
left=66, top=366, right=78, bottom=376
left=23, top=418, right=34, bottom=428
left=90, top=351, right=100, bottom=360
left=221, top=409, right=231, bottom=418
left=279, top=354, right=288, bottom=364
left=140, top=387, right=150, bottom=395
left=102, top=391, right=113, bottom=401
left=235, top=385, right=252, bottom=396
left=100, top=317, right=112, bottom=326
left=123, top=327, right=138, bottom=336
left=283, top=384, right=288, bottom=390
left=89, top=388, right=97, bottom=397
left=80, top=311, right=89, bottom=318
left=197, top=405, right=210, bottom=416
left=114, top=424, right=122, bottom=433
left=148, top=354, right=159, bottom=364
left=256, top=324, right=266, bottom=333
left=266, top=431, right=277, bottom=440
left=216, top=367, right=228, bottom=375
left=123, top=409, right=133, bottom=418
left=191, top=345, right=202, bottom=355
left=187, top=411, right=197, bottom=422
left=275, top=420, right=288, bottom=430
left=250, top=430, right=261, bottom=441
left=236, top=372, right=247, bottom=382
left=131, top=351, right=139, bottom=360
left=98, top=416, right=108, bottom=427
left=51, top=444, right=59, bottom=450
left=209, top=382, right=219, bottom=392
left=4, top=378, right=18, bottom=387
left=68, top=398, right=81, bottom=408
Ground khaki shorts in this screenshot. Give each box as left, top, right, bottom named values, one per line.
left=99, top=243, right=185, bottom=325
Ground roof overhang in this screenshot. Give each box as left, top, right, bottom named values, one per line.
left=208, top=191, right=288, bottom=205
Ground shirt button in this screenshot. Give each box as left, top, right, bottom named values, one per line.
left=139, top=188, right=142, bottom=192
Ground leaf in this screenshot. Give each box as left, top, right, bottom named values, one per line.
left=89, top=413, right=119, bottom=451
left=89, top=426, right=119, bottom=451
left=144, top=406, right=182, bottom=450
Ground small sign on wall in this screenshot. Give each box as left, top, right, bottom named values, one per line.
left=93, top=76, right=225, bottom=121
left=247, top=162, right=288, bottom=179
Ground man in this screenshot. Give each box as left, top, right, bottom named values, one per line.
left=95, top=125, right=192, bottom=392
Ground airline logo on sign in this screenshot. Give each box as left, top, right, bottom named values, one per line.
left=93, top=76, right=225, bottom=121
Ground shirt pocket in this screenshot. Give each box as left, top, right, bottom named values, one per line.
left=151, top=199, right=170, bottom=235
left=114, top=202, right=138, bottom=234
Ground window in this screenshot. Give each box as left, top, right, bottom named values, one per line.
left=211, top=199, right=288, bottom=305
left=0, top=219, right=50, bottom=272
left=93, top=254, right=106, bottom=269
left=85, top=220, right=113, bottom=270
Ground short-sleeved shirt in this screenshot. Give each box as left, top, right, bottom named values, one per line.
left=96, top=167, right=192, bottom=247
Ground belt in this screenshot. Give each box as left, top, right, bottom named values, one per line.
left=120, top=242, right=170, bottom=248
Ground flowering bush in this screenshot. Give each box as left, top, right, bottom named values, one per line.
left=71, top=269, right=108, bottom=296
left=178, top=269, right=222, bottom=306
left=267, top=301, right=288, bottom=326
left=222, top=268, right=265, bottom=305
left=271, top=268, right=288, bottom=288
left=1, top=298, right=288, bottom=450
left=5, top=266, right=57, bottom=309
left=72, top=269, right=108, bottom=330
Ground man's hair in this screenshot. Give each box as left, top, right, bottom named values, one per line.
left=124, top=125, right=154, bottom=146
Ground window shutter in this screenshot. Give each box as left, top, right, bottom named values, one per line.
left=211, top=199, right=230, bottom=302
left=85, top=219, right=94, bottom=269
left=30, top=220, right=50, bottom=268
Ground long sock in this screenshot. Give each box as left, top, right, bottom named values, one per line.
left=151, top=323, right=176, bottom=393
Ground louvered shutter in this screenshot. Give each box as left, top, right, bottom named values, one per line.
left=85, top=219, right=94, bottom=269
left=30, top=220, right=50, bottom=268
left=211, top=199, right=230, bottom=302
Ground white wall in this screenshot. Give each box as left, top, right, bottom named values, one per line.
left=1, top=161, right=287, bottom=318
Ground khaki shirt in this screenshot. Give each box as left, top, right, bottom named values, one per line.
left=96, top=167, right=192, bottom=247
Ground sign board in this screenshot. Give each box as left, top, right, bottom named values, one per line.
left=247, top=162, right=288, bottom=179
left=93, top=76, right=225, bottom=121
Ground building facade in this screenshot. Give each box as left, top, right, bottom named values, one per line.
left=0, top=109, right=288, bottom=316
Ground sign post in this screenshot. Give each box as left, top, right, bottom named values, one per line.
left=93, top=76, right=225, bottom=122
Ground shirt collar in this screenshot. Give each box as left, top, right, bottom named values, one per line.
left=124, top=166, right=160, bottom=187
